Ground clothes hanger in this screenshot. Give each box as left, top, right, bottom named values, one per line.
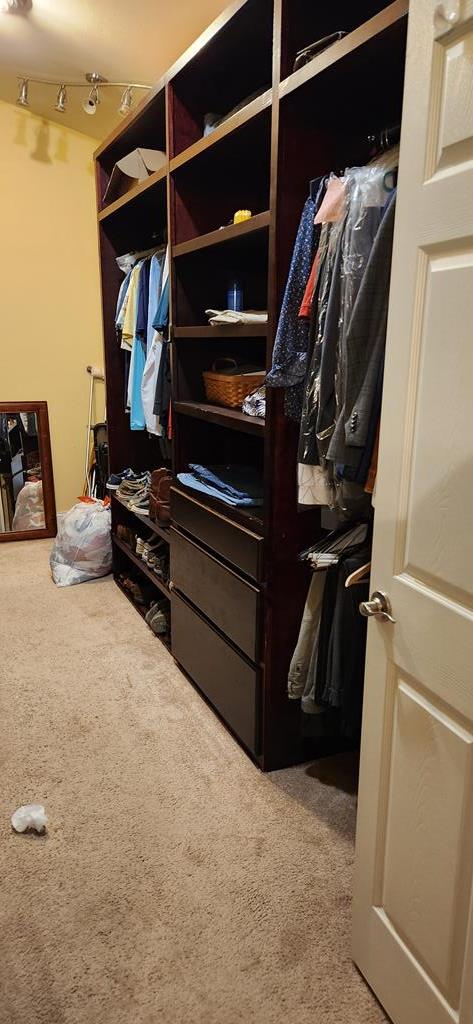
left=345, top=561, right=371, bottom=588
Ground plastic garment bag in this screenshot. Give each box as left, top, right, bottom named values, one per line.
left=297, top=163, right=396, bottom=511
left=297, top=175, right=347, bottom=503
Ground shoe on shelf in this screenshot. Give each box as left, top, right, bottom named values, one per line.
left=118, top=575, right=148, bottom=605
left=135, top=536, right=146, bottom=555
left=107, top=468, right=133, bottom=491
left=128, top=487, right=150, bottom=515
left=107, top=468, right=147, bottom=491
left=142, top=538, right=165, bottom=563
left=145, top=599, right=169, bottom=636
left=116, top=524, right=135, bottom=548
left=116, top=472, right=150, bottom=500
left=151, top=553, right=169, bottom=579
left=149, top=468, right=173, bottom=524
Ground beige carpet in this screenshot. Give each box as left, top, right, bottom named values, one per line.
left=0, top=540, right=386, bottom=1024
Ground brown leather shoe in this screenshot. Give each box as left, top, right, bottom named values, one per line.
left=149, top=468, right=172, bottom=523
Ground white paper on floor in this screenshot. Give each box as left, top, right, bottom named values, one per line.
left=11, top=804, right=48, bottom=834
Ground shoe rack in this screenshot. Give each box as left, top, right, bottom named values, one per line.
left=94, top=0, right=408, bottom=769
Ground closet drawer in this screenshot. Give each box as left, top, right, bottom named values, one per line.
left=171, top=486, right=263, bottom=581
left=170, top=527, right=261, bottom=662
left=171, top=591, right=260, bottom=755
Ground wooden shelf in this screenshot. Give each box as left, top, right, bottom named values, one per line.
left=112, top=534, right=170, bottom=599
left=114, top=576, right=171, bottom=651
left=113, top=492, right=171, bottom=543
left=173, top=324, right=268, bottom=339
left=98, top=164, right=168, bottom=221
left=174, top=400, right=265, bottom=436
left=172, top=211, right=270, bottom=258
left=169, top=88, right=272, bottom=173
left=279, top=0, right=408, bottom=100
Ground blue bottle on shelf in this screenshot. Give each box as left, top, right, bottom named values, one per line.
left=226, top=278, right=243, bottom=312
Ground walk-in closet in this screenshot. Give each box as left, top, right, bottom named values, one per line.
left=95, top=0, right=408, bottom=771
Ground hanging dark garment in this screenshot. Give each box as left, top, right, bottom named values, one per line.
left=153, top=338, right=171, bottom=432
left=266, top=180, right=326, bottom=420
left=312, top=546, right=370, bottom=740
left=328, top=189, right=397, bottom=466
left=298, top=180, right=345, bottom=470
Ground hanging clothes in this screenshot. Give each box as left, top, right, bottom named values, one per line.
left=266, top=188, right=321, bottom=419
left=289, top=539, right=371, bottom=739
left=328, top=188, right=397, bottom=468
left=120, top=261, right=143, bottom=351
left=147, top=253, right=163, bottom=353
left=266, top=154, right=397, bottom=511
left=313, top=546, right=370, bottom=739
left=297, top=175, right=347, bottom=505
left=142, top=248, right=168, bottom=436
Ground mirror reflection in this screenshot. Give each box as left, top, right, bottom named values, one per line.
left=0, top=411, right=45, bottom=533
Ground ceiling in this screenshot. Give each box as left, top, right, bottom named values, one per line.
left=0, top=0, right=228, bottom=140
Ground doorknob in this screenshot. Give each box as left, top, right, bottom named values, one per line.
left=359, top=590, right=396, bottom=623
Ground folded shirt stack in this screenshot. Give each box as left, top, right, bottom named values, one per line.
left=177, top=463, right=263, bottom=507
left=205, top=309, right=268, bottom=326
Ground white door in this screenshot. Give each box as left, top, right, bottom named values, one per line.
left=353, top=0, right=473, bottom=1021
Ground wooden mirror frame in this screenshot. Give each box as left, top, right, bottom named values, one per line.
left=0, top=401, right=57, bottom=542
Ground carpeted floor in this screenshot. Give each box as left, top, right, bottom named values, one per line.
left=0, top=540, right=387, bottom=1024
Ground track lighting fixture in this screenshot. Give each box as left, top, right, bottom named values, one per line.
left=82, top=85, right=99, bottom=116
left=17, top=78, right=29, bottom=107
left=14, top=72, right=150, bottom=119
left=55, top=84, right=67, bottom=113
left=118, top=86, right=133, bottom=117
left=1, top=0, right=32, bottom=12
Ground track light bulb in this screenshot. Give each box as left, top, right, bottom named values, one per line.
left=82, top=85, right=99, bottom=115
left=118, top=86, right=133, bottom=117
left=55, top=84, right=67, bottom=113
left=2, top=0, right=31, bottom=12
left=17, top=78, right=29, bottom=107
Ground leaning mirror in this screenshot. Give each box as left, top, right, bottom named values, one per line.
left=0, top=402, right=56, bottom=541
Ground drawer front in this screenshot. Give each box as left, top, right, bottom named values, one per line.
left=170, top=527, right=260, bottom=662
left=171, top=486, right=263, bottom=581
left=171, top=592, right=260, bottom=755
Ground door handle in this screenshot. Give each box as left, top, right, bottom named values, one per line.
left=359, top=590, right=396, bottom=623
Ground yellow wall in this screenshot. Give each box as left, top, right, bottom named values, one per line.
left=0, top=100, right=104, bottom=512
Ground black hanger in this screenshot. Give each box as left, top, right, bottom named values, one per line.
left=367, top=124, right=401, bottom=157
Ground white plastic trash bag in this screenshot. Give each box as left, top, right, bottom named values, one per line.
left=12, top=479, right=45, bottom=532
left=50, top=497, right=112, bottom=587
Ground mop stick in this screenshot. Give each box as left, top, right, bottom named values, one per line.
left=84, top=365, right=105, bottom=496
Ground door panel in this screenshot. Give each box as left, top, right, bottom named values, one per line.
left=352, top=0, right=473, bottom=1021
left=433, top=25, right=473, bottom=174
left=404, top=251, right=473, bottom=603
left=382, top=680, right=473, bottom=1002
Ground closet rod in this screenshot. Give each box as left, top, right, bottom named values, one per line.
left=130, top=242, right=167, bottom=260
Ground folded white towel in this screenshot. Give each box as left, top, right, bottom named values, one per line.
left=205, top=309, right=268, bottom=325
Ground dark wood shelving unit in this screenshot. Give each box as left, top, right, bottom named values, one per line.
left=112, top=534, right=170, bottom=598
left=115, top=577, right=171, bottom=651
left=173, top=325, right=268, bottom=339
left=169, top=89, right=273, bottom=173
left=278, top=0, right=407, bottom=99
left=174, top=401, right=265, bottom=435
left=173, top=211, right=270, bottom=258
left=98, top=164, right=169, bottom=222
left=95, top=0, right=408, bottom=769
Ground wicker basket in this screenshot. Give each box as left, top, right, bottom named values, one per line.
left=202, top=358, right=266, bottom=410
